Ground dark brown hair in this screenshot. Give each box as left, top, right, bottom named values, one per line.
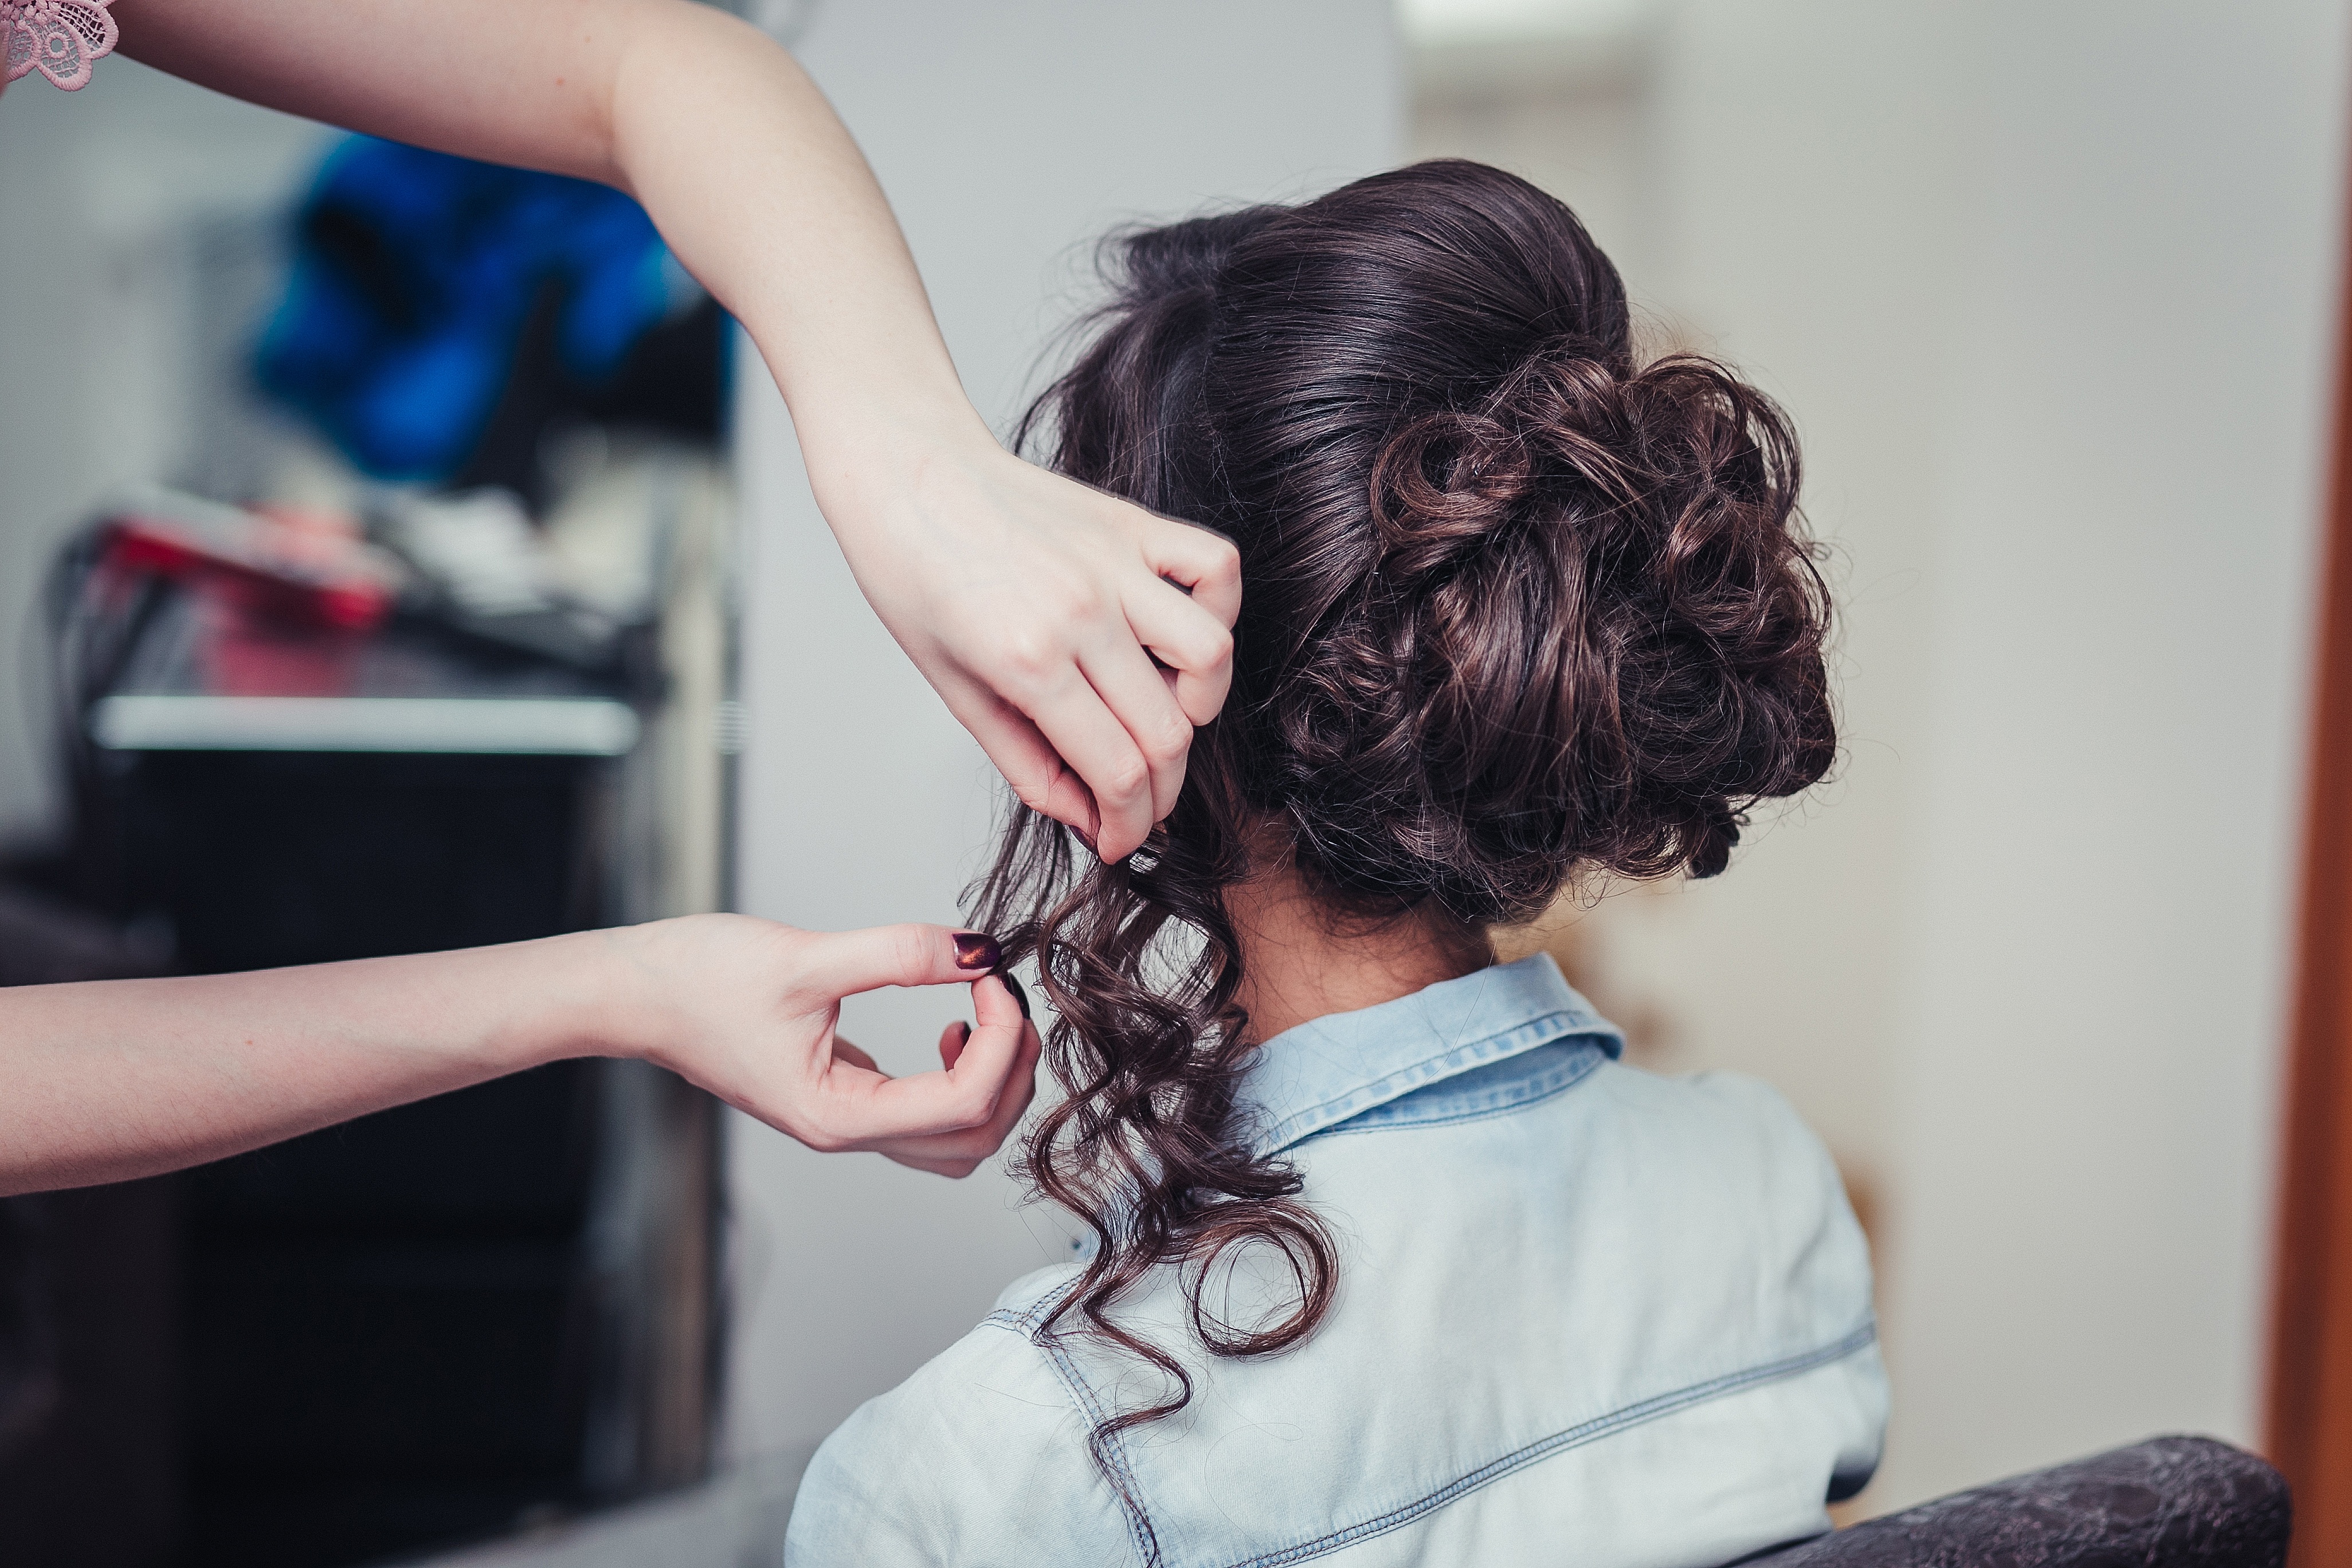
left=973, top=159, right=1833, bottom=1495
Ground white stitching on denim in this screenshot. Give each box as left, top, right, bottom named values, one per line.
left=1213, top=1320, right=1881, bottom=1568
left=981, top=1284, right=1875, bottom=1568
left=985, top=1300, right=1163, bottom=1567
left=1252, top=1009, right=1604, bottom=1154
left=1307, top=1042, right=1609, bottom=1142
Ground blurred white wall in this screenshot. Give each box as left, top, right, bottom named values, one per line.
left=1417, top=0, right=2349, bottom=1514
left=725, top=0, right=1401, bottom=1475
left=1860, top=0, right=2340, bottom=1508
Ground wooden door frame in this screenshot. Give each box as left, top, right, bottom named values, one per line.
left=2267, top=130, right=2352, bottom=1563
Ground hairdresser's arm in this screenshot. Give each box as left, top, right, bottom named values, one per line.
left=0, top=916, right=1040, bottom=1197
left=110, top=0, right=1238, bottom=862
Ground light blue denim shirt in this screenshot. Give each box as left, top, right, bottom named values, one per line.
left=786, top=956, right=1887, bottom=1568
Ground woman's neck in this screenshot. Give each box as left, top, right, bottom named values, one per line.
left=1223, top=865, right=1492, bottom=1044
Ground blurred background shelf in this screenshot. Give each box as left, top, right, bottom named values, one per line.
left=0, top=90, right=739, bottom=1568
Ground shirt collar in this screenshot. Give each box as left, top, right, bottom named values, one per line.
left=1234, top=953, right=1622, bottom=1159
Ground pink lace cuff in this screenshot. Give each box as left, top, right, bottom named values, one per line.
left=5, top=0, right=117, bottom=92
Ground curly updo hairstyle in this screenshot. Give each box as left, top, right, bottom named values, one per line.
left=973, top=159, right=1834, bottom=1495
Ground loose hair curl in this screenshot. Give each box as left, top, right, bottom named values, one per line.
left=972, top=160, right=1834, bottom=1500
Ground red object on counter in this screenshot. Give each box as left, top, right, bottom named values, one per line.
left=101, top=492, right=401, bottom=632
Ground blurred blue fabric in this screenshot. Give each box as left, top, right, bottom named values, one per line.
left=257, top=137, right=684, bottom=482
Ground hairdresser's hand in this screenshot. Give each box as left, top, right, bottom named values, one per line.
left=611, top=915, right=1040, bottom=1177
left=107, top=0, right=1239, bottom=855
left=826, top=1022, right=1034, bottom=1179
left=825, top=431, right=1241, bottom=863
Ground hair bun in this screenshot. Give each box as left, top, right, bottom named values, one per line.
left=1351, top=339, right=1829, bottom=904
left=1685, top=801, right=1745, bottom=881
left=1024, top=158, right=1834, bottom=917
left=1367, top=343, right=1639, bottom=586
left=1366, top=407, right=1534, bottom=582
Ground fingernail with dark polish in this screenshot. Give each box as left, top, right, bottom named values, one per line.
left=996, top=969, right=1032, bottom=1021
left=952, top=932, right=1001, bottom=971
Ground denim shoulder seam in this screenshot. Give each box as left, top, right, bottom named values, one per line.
left=1213, top=1319, right=1880, bottom=1568
left=1305, top=1046, right=1607, bottom=1143
left=983, top=1301, right=1162, bottom=1568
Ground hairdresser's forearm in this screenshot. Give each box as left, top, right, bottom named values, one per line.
left=601, top=4, right=985, bottom=500
left=109, top=0, right=1234, bottom=856
left=113, top=0, right=984, bottom=511
left=0, top=932, right=636, bottom=1196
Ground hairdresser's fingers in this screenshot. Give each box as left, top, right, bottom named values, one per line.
left=1139, top=516, right=1242, bottom=632
left=806, top=1056, right=982, bottom=1146
left=824, top=997, right=1026, bottom=1143
left=922, top=971, right=1025, bottom=1091
left=783, top=923, right=1001, bottom=1010
left=806, top=973, right=1026, bottom=1145
left=981, top=1018, right=1043, bottom=1144
left=830, top=1029, right=1010, bottom=1177
left=968, top=969, right=1026, bottom=1037
left=1023, top=673, right=1160, bottom=862
left=940, top=1020, right=1043, bottom=1171
left=885, top=976, right=1029, bottom=1133
left=1130, top=532, right=1240, bottom=729
left=1077, top=632, right=1198, bottom=826
left=876, top=1148, right=977, bottom=1179
left=940, top=676, right=1102, bottom=842
left=907, top=998, right=1039, bottom=1157
left=870, top=1020, right=1042, bottom=1178
left=1126, top=577, right=1234, bottom=730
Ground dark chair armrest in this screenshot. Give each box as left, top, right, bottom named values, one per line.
left=1750, top=1436, right=2288, bottom=1567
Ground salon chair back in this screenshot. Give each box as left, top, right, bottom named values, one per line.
left=1751, top=1436, right=2287, bottom=1567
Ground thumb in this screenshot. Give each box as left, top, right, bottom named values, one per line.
left=786, top=923, right=1003, bottom=1008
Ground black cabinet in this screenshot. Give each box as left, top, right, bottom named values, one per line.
left=30, top=534, right=730, bottom=1568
